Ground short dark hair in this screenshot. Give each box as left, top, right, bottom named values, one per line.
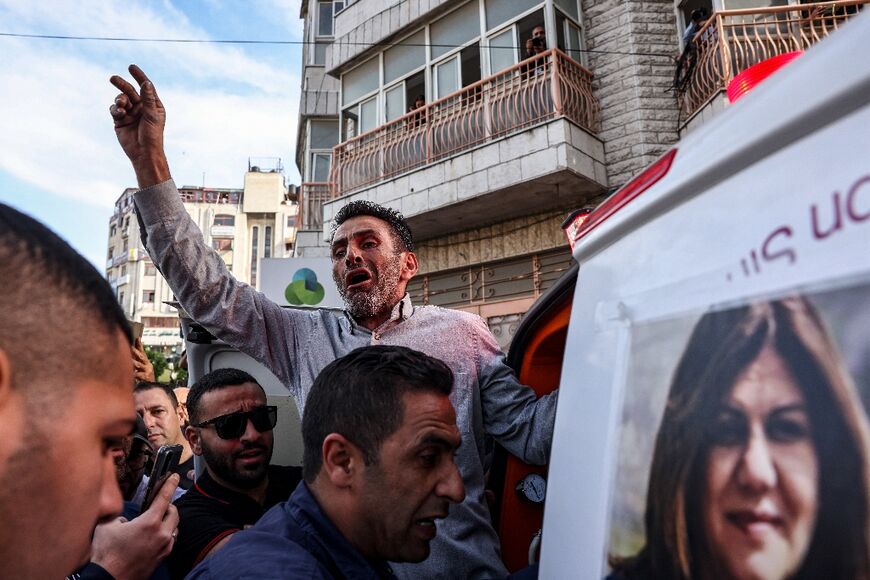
left=134, top=381, right=178, bottom=408
left=0, top=203, right=131, bottom=406
left=187, top=368, right=262, bottom=424
left=331, top=200, right=414, bottom=252
left=690, top=7, right=708, bottom=22
left=302, top=345, right=453, bottom=482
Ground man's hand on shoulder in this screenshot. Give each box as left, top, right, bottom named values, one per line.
left=109, top=64, right=171, bottom=190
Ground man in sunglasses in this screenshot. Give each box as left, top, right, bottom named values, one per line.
left=167, top=368, right=302, bottom=579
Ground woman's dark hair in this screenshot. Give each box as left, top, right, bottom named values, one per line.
left=612, top=297, right=870, bottom=579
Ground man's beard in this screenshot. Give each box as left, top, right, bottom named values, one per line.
left=335, top=253, right=403, bottom=320
left=201, top=442, right=272, bottom=490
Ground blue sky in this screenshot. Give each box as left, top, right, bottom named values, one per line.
left=0, top=0, right=303, bottom=268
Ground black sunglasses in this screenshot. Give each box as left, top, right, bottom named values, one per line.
left=194, top=405, right=278, bottom=440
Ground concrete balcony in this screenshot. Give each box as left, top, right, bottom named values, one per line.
left=325, top=49, right=606, bottom=241
left=678, top=0, right=867, bottom=127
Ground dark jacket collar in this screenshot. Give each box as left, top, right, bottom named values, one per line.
left=288, top=482, right=396, bottom=580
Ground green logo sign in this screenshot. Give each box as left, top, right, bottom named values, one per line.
left=284, top=268, right=325, bottom=306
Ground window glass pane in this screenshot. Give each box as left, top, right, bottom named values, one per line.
left=554, top=0, right=579, bottom=22
left=318, top=1, right=334, bottom=36
left=385, top=85, right=405, bottom=121
left=484, top=0, right=540, bottom=31
left=384, top=29, right=425, bottom=84
left=566, top=21, right=583, bottom=63
left=342, top=106, right=358, bottom=139
left=489, top=28, right=517, bottom=74
left=310, top=120, right=339, bottom=149
left=431, top=2, right=480, bottom=60
left=359, top=98, right=378, bottom=133
left=461, top=43, right=482, bottom=86
left=314, top=41, right=327, bottom=64
left=436, top=57, right=459, bottom=99
left=313, top=154, right=332, bottom=181
left=264, top=226, right=272, bottom=259
left=342, top=56, right=379, bottom=105
left=250, top=226, right=259, bottom=286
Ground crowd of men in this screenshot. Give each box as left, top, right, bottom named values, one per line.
left=0, top=63, right=556, bottom=579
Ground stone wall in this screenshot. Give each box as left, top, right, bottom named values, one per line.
left=414, top=208, right=579, bottom=274
left=582, top=0, right=681, bottom=187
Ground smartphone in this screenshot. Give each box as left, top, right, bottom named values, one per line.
left=141, top=444, right=182, bottom=511
left=129, top=320, right=144, bottom=340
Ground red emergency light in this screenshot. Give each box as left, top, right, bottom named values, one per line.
left=727, top=51, right=803, bottom=103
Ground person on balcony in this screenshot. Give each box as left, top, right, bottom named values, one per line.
left=523, top=26, right=548, bottom=78
left=109, top=64, right=558, bottom=580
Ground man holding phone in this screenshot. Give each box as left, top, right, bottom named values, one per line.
left=135, top=382, right=195, bottom=489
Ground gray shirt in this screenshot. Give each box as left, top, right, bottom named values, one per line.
left=134, top=180, right=558, bottom=579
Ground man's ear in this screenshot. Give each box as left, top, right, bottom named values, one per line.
left=185, top=425, right=203, bottom=456
left=0, top=348, right=25, bottom=457
left=400, top=251, right=418, bottom=284
left=321, top=433, right=363, bottom=488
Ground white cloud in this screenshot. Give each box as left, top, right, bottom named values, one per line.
left=0, top=0, right=302, bottom=208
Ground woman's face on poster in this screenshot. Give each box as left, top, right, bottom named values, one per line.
left=702, top=345, right=818, bottom=579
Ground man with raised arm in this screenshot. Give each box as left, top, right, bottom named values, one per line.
left=109, top=65, right=558, bottom=579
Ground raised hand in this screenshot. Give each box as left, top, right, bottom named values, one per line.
left=109, top=65, right=171, bottom=189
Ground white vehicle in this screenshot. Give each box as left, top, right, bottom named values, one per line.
left=539, top=11, right=870, bottom=579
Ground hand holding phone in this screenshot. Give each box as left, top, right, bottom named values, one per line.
left=141, top=444, right=183, bottom=511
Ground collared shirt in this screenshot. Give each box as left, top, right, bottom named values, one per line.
left=187, top=482, right=396, bottom=580
left=135, top=180, right=558, bottom=580
left=168, top=465, right=302, bottom=579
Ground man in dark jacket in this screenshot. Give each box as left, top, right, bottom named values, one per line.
left=188, top=346, right=465, bottom=579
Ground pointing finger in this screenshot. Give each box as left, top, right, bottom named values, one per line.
left=128, top=64, right=152, bottom=89
left=110, top=75, right=141, bottom=104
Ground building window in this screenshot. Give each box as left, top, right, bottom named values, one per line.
left=212, top=239, right=233, bottom=252
left=214, top=214, right=235, bottom=227
left=119, top=291, right=125, bottom=306
left=287, top=215, right=297, bottom=228
left=120, top=265, right=127, bottom=277
left=264, top=226, right=273, bottom=259
left=108, top=247, right=114, bottom=259
left=142, top=290, right=155, bottom=303
left=122, top=239, right=128, bottom=252
left=144, top=263, right=156, bottom=276
left=110, top=224, right=117, bottom=237
left=251, top=226, right=259, bottom=286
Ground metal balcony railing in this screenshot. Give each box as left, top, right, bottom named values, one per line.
left=331, top=49, right=599, bottom=198
left=679, top=1, right=866, bottom=120
left=299, top=182, right=332, bottom=230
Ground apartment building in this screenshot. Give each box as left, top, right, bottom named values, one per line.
left=295, top=0, right=864, bottom=348
left=106, top=161, right=298, bottom=353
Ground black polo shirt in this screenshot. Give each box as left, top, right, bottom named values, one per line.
left=167, top=465, right=302, bottom=579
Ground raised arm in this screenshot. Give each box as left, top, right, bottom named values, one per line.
left=108, top=66, right=303, bottom=394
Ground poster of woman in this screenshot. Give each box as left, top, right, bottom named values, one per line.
left=606, top=285, right=870, bottom=579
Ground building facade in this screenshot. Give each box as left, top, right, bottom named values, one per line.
left=295, top=0, right=864, bottom=348
left=106, top=162, right=298, bottom=353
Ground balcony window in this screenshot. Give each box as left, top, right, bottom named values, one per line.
left=488, top=27, right=517, bottom=74
left=214, top=214, right=235, bottom=227
left=318, top=0, right=334, bottom=36
left=142, top=290, right=155, bottom=303
left=431, top=1, right=480, bottom=60
left=312, top=153, right=332, bottom=182
left=555, top=9, right=586, bottom=65
left=384, top=30, right=426, bottom=85
left=484, top=0, right=540, bottom=31
left=287, top=215, right=297, bottom=228
left=342, top=56, right=379, bottom=106
left=144, top=263, right=156, bottom=276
